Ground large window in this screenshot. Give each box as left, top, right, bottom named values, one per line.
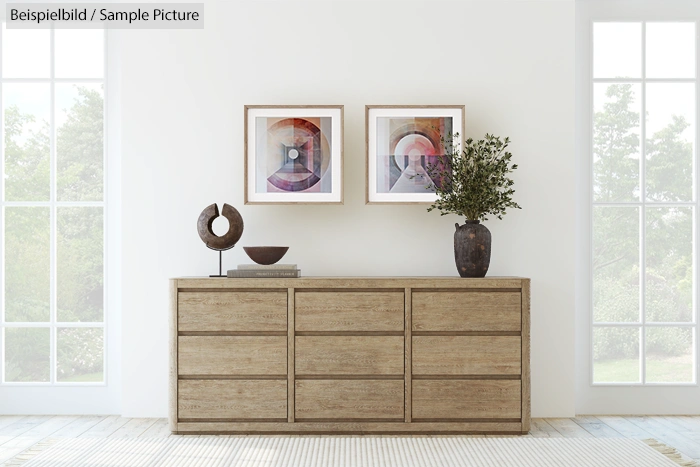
left=592, top=21, right=697, bottom=385
left=1, top=26, right=106, bottom=384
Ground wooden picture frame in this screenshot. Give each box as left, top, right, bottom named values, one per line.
left=244, top=105, right=344, bottom=204
left=365, top=105, right=465, bottom=204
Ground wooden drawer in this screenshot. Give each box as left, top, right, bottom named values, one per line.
left=412, top=380, right=521, bottom=419
left=296, top=292, right=404, bottom=332
left=413, top=336, right=521, bottom=375
left=412, top=291, right=521, bottom=332
left=178, top=380, right=287, bottom=420
left=295, top=380, right=404, bottom=420
left=296, top=336, right=404, bottom=375
left=178, top=291, right=287, bottom=332
left=178, top=336, right=286, bottom=375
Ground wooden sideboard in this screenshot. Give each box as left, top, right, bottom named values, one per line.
left=170, top=277, right=530, bottom=434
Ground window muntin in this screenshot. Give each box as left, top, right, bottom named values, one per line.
left=592, top=21, right=697, bottom=385
left=1, top=26, right=106, bottom=385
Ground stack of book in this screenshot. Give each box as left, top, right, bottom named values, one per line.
left=227, top=264, right=301, bottom=278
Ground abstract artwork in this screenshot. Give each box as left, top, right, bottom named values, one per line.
left=366, top=106, right=464, bottom=203
left=245, top=106, right=343, bottom=204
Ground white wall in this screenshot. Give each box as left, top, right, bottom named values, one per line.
left=120, top=0, right=575, bottom=417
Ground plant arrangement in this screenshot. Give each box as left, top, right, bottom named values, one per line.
left=425, top=133, right=521, bottom=222
left=423, top=132, right=521, bottom=277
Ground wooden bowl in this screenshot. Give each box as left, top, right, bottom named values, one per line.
left=243, top=246, right=289, bottom=265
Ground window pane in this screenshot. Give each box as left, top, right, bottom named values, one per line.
left=646, top=23, right=695, bottom=79
left=57, top=207, right=104, bottom=322
left=4, top=327, right=50, bottom=382
left=594, top=83, right=641, bottom=202
left=56, top=84, right=104, bottom=201
left=594, top=23, right=642, bottom=79
left=4, top=207, right=50, bottom=322
left=646, top=327, right=694, bottom=383
left=646, top=207, right=693, bottom=323
left=57, top=327, right=104, bottom=382
left=1, top=25, right=50, bottom=78
left=646, top=83, right=695, bottom=202
left=3, top=83, right=51, bottom=201
left=593, top=207, right=640, bottom=322
left=55, top=30, right=104, bottom=78
left=593, top=327, right=640, bottom=383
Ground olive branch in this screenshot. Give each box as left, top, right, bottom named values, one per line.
left=424, top=132, right=522, bottom=222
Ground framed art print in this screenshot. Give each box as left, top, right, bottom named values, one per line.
left=245, top=105, right=344, bottom=204
left=366, top=105, right=465, bottom=204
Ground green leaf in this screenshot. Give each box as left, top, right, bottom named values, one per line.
left=423, top=132, right=521, bottom=222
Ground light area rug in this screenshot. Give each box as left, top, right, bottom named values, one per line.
left=3, top=436, right=698, bottom=467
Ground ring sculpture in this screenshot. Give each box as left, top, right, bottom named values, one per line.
left=197, top=203, right=244, bottom=276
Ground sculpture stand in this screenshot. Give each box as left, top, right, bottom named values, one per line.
left=210, top=250, right=225, bottom=278
left=197, top=203, right=244, bottom=279
left=208, top=245, right=234, bottom=277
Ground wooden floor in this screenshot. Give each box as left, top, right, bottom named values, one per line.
left=0, top=416, right=699, bottom=464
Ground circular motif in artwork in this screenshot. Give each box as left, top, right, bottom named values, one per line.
left=265, top=118, right=331, bottom=192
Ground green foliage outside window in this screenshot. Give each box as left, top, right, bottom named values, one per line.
left=593, top=84, right=693, bottom=368
left=4, top=86, right=104, bottom=382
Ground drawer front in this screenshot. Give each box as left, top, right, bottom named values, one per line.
left=412, top=291, right=521, bottom=332
left=295, top=380, right=404, bottom=420
left=412, top=380, right=521, bottom=419
left=178, top=380, right=287, bottom=419
left=295, top=292, right=404, bottom=332
left=178, top=291, right=287, bottom=332
left=413, top=336, right=521, bottom=375
left=296, top=336, right=404, bottom=375
left=178, top=336, right=286, bottom=375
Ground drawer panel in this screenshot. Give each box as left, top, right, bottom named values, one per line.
left=296, top=336, right=404, bottom=375
left=413, top=336, right=521, bottom=375
left=178, top=380, right=287, bottom=419
left=295, top=380, right=404, bottom=419
left=412, top=380, right=521, bottom=419
left=296, top=292, right=404, bottom=332
left=178, top=336, right=286, bottom=375
left=178, top=291, right=287, bottom=332
left=412, top=291, right=521, bottom=332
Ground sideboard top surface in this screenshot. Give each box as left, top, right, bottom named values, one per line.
left=172, top=277, right=530, bottom=289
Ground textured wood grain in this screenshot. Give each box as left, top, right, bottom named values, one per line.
left=178, top=291, right=287, bottom=332
left=51, top=416, right=106, bottom=438
left=287, top=288, right=295, bottom=423
left=8, top=415, right=700, bottom=460
left=78, top=416, right=130, bottom=438
left=521, top=278, right=531, bottom=432
left=546, top=418, right=595, bottom=438
left=170, top=276, right=531, bottom=435
left=169, top=280, right=178, bottom=431
left=178, top=380, right=287, bottom=419
left=109, top=418, right=158, bottom=438
left=412, top=291, right=521, bottom=332
left=0, top=416, right=77, bottom=461
left=405, top=288, right=412, bottom=423
left=174, top=421, right=522, bottom=434
left=412, top=380, right=521, bottom=419
left=413, top=336, right=521, bottom=375
left=295, top=380, right=404, bottom=419
left=178, top=336, right=286, bottom=375
left=296, top=336, right=404, bottom=375
left=175, top=277, right=525, bottom=290
left=295, top=292, right=404, bottom=331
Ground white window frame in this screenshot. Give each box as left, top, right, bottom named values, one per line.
left=577, top=0, right=700, bottom=415
left=590, top=20, right=698, bottom=387
left=0, top=23, right=121, bottom=414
